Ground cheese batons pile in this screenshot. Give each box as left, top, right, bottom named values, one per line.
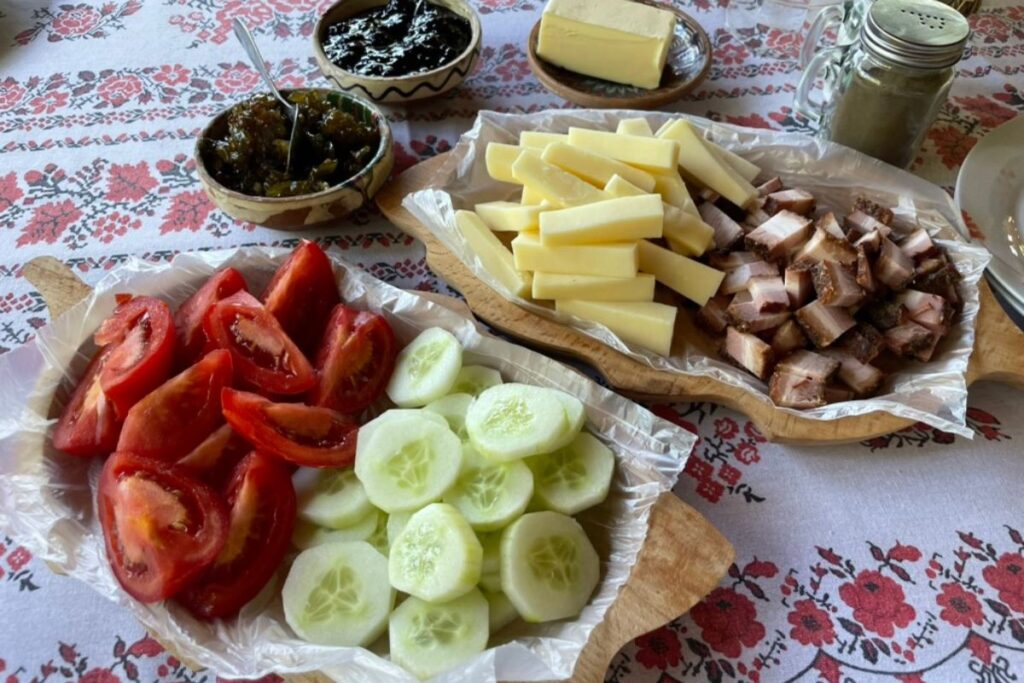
left=460, top=118, right=763, bottom=355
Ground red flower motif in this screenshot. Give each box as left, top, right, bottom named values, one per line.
left=79, top=668, right=120, bottom=683
left=927, top=125, right=978, bottom=170
left=153, top=64, right=191, bottom=87
left=697, top=478, right=724, bottom=502
left=954, top=95, right=1017, bottom=130
left=633, top=626, right=683, bottom=670
left=5, top=547, right=31, bottom=571
left=213, top=1, right=274, bottom=43
left=967, top=632, right=993, bottom=665
left=215, top=63, right=260, bottom=95
left=968, top=407, right=998, bottom=424
left=18, top=199, right=81, bottom=246
left=267, top=0, right=326, bottom=11
left=690, top=587, right=766, bottom=658
left=127, top=635, right=164, bottom=658
left=0, top=78, right=26, bottom=112
left=29, top=90, right=69, bottom=115
left=813, top=653, right=842, bottom=683
left=888, top=544, right=922, bottom=563
left=0, top=172, right=23, bottom=211
left=936, top=582, right=984, bottom=627
left=98, top=74, right=143, bottom=106
left=734, top=442, right=759, bottom=464
left=743, top=421, right=766, bottom=442
left=59, top=643, right=77, bottom=664
left=787, top=599, right=836, bottom=646
left=719, top=463, right=741, bottom=485
left=765, top=29, right=801, bottom=59
left=983, top=553, right=1024, bottom=612
left=94, top=211, right=141, bottom=243
left=496, top=58, right=531, bottom=82
left=932, top=429, right=954, bottom=444
left=714, top=417, right=738, bottom=440
left=50, top=5, right=102, bottom=37
left=160, top=190, right=213, bottom=233
left=714, top=42, right=749, bottom=66
left=107, top=161, right=157, bottom=202
left=970, top=15, right=1011, bottom=42
left=838, top=570, right=915, bottom=637
left=685, top=457, right=712, bottom=480
left=743, top=559, right=778, bottom=578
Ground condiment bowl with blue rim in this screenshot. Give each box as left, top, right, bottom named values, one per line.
left=195, top=88, right=394, bottom=231
left=312, top=0, right=482, bottom=104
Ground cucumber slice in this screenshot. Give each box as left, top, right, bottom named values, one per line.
left=389, top=589, right=489, bottom=680
left=355, top=413, right=462, bottom=513
left=387, top=510, right=413, bottom=548
left=480, top=572, right=502, bottom=593
left=282, top=541, right=395, bottom=647
left=465, top=383, right=569, bottom=461
left=386, top=327, right=463, bottom=408
left=549, top=390, right=586, bottom=450
left=356, top=410, right=447, bottom=461
left=528, top=432, right=615, bottom=515
left=367, top=510, right=390, bottom=555
left=293, top=467, right=373, bottom=529
left=389, top=503, right=482, bottom=602
left=450, top=365, right=503, bottom=397
left=424, top=393, right=474, bottom=441
left=443, top=452, right=533, bottom=531
left=291, top=508, right=381, bottom=550
left=479, top=531, right=502, bottom=576
left=485, top=590, right=520, bottom=634
left=500, top=511, right=600, bottom=623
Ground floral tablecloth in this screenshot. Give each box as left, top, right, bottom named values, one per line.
left=1, top=1, right=1023, bottom=682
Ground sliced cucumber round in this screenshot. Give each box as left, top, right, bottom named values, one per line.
left=367, top=510, right=390, bottom=556
left=424, top=393, right=474, bottom=441
left=386, top=327, right=463, bottom=408
left=443, top=452, right=533, bottom=531
left=291, top=508, right=382, bottom=550
left=386, top=510, right=413, bottom=549
left=389, top=503, right=482, bottom=602
left=293, top=467, right=373, bottom=529
left=548, top=389, right=586, bottom=451
left=282, top=541, right=395, bottom=647
left=528, top=432, right=615, bottom=515
left=485, top=590, right=520, bottom=634
left=480, top=572, right=502, bottom=593
left=465, top=383, right=569, bottom=461
left=354, top=413, right=462, bottom=513
left=500, top=511, right=600, bottom=623
left=478, top=531, right=502, bottom=577
left=356, top=410, right=447, bottom=461
left=389, top=588, right=489, bottom=681
left=450, top=365, right=503, bottom=397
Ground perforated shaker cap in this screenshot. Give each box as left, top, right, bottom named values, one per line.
left=862, top=0, right=970, bottom=69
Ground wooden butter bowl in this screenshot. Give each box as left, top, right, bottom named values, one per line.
left=313, top=0, right=482, bottom=104
left=195, top=88, right=394, bottom=230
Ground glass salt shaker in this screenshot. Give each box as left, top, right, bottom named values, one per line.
left=795, top=0, right=970, bottom=168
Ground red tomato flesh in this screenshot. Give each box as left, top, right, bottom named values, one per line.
left=174, top=268, right=247, bottom=368
left=176, top=452, right=296, bottom=619
left=52, top=346, right=121, bottom=457
left=98, top=451, right=229, bottom=603
left=221, top=388, right=358, bottom=467
left=176, top=424, right=250, bottom=489
left=95, top=296, right=175, bottom=419
left=261, top=241, right=340, bottom=355
left=117, top=349, right=234, bottom=462
left=308, top=305, right=396, bottom=415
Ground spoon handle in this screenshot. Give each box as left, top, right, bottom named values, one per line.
left=232, top=18, right=293, bottom=113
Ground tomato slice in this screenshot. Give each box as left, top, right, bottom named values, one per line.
left=261, top=241, right=340, bottom=355
left=98, top=451, right=229, bottom=603
left=174, top=268, right=248, bottom=368
left=95, top=296, right=175, bottom=419
left=117, top=349, right=234, bottom=462
left=307, top=305, right=397, bottom=415
left=204, top=291, right=315, bottom=395
left=221, top=388, right=358, bottom=468
left=176, top=452, right=296, bottom=619
left=52, top=346, right=121, bottom=457
left=176, top=424, right=250, bottom=489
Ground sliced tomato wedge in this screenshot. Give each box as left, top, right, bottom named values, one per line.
left=95, top=296, right=175, bottom=419
left=308, top=305, right=396, bottom=415
left=221, top=388, right=358, bottom=468
left=174, top=268, right=248, bottom=368
left=98, top=451, right=229, bottom=603
left=117, top=349, right=234, bottom=462
left=177, top=452, right=296, bottom=619
left=261, top=241, right=340, bottom=355
left=52, top=346, right=121, bottom=457
left=176, top=424, right=251, bottom=489
left=204, top=291, right=315, bottom=395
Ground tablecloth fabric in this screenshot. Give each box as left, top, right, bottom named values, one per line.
left=1, top=1, right=1022, bottom=681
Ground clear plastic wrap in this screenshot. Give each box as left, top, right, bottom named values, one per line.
left=404, top=109, right=992, bottom=437
left=0, top=246, right=691, bottom=682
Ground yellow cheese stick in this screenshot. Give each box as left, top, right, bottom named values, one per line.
left=657, top=119, right=757, bottom=208
left=532, top=272, right=655, bottom=301
left=455, top=210, right=532, bottom=298
left=511, top=151, right=608, bottom=208
left=542, top=142, right=656, bottom=192
left=485, top=143, right=522, bottom=184
left=567, top=127, right=679, bottom=172
left=521, top=186, right=544, bottom=205
left=539, top=194, right=663, bottom=246
left=616, top=118, right=654, bottom=136
left=556, top=299, right=677, bottom=356
left=705, top=140, right=761, bottom=182
left=637, top=240, right=724, bottom=306
left=520, top=131, right=569, bottom=149
left=475, top=201, right=546, bottom=232
left=512, top=232, right=638, bottom=277
left=604, top=175, right=713, bottom=256
left=650, top=170, right=694, bottom=209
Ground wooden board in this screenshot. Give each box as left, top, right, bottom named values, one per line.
left=376, top=151, right=1024, bottom=445
left=23, top=256, right=735, bottom=683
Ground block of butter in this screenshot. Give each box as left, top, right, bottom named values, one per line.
left=532, top=272, right=655, bottom=301
left=539, top=194, right=663, bottom=246
left=537, top=0, right=677, bottom=90
left=556, top=299, right=677, bottom=356
left=475, top=201, right=546, bottom=232
left=512, top=232, right=638, bottom=277
left=455, top=210, right=533, bottom=298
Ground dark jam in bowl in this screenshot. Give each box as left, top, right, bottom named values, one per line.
left=321, top=0, right=472, bottom=78
left=200, top=91, right=380, bottom=198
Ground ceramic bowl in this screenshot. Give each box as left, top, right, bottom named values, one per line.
left=312, top=0, right=482, bottom=104
left=195, top=88, right=394, bottom=231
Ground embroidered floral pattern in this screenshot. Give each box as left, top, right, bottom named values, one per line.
left=13, top=2, right=142, bottom=45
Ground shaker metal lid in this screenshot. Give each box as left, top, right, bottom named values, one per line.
left=863, top=0, right=970, bottom=68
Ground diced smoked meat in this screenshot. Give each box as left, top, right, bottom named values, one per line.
left=836, top=323, right=885, bottom=363
left=745, top=210, right=812, bottom=261
left=795, top=300, right=856, bottom=348
left=697, top=296, right=731, bottom=335
left=765, top=189, right=816, bottom=216
left=771, top=319, right=809, bottom=356
left=823, top=350, right=885, bottom=396
left=884, top=321, right=939, bottom=362
left=853, top=197, right=894, bottom=225
left=757, top=177, right=783, bottom=196
left=724, top=327, right=775, bottom=380
left=813, top=261, right=865, bottom=307
left=914, top=262, right=961, bottom=300
left=776, top=350, right=841, bottom=382
left=699, top=202, right=745, bottom=251
left=874, top=237, right=915, bottom=290
left=854, top=229, right=883, bottom=255
left=709, top=251, right=760, bottom=270
left=856, top=247, right=877, bottom=293
left=784, top=263, right=814, bottom=308
left=792, top=229, right=858, bottom=267
left=748, top=276, right=790, bottom=312
left=816, top=212, right=846, bottom=240
left=900, top=228, right=938, bottom=261
left=719, top=261, right=779, bottom=295
left=769, top=350, right=842, bottom=408
left=727, top=291, right=791, bottom=333
left=824, top=385, right=856, bottom=403
left=898, top=290, right=952, bottom=330
left=743, top=208, right=772, bottom=230
left=845, top=211, right=892, bottom=239
left=864, top=299, right=908, bottom=330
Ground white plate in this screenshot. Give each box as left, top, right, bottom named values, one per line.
left=954, top=114, right=1024, bottom=315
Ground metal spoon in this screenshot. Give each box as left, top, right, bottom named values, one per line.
left=232, top=18, right=299, bottom=172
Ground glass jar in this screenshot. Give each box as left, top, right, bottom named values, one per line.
left=796, top=0, right=970, bottom=168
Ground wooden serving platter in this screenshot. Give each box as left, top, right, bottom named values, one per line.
left=23, top=255, right=735, bottom=683
left=376, top=151, right=1024, bottom=445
